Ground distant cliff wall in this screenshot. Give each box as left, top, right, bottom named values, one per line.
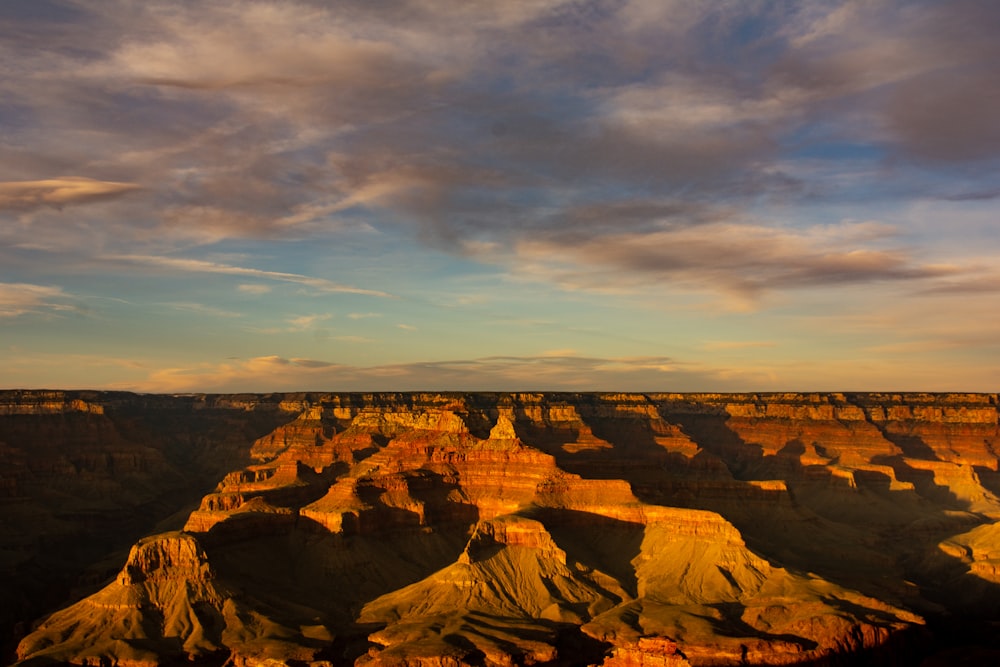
left=3, top=390, right=999, bottom=666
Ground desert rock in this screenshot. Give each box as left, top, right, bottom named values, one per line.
left=6, top=391, right=1000, bottom=665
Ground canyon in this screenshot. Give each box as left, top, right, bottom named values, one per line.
left=3, top=391, right=1000, bottom=666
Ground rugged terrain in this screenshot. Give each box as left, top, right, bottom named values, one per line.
left=4, top=391, right=1000, bottom=666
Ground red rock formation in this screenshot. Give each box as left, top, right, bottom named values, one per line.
left=7, top=391, right=1000, bottom=666
left=599, top=637, right=690, bottom=666
left=0, top=391, right=296, bottom=657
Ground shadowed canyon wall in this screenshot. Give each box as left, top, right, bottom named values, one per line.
left=3, top=391, right=1000, bottom=666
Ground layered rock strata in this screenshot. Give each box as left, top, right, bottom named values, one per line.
left=0, top=391, right=296, bottom=658
left=6, top=391, right=1000, bottom=666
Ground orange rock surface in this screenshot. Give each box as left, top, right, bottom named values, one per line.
left=5, top=391, right=1000, bottom=665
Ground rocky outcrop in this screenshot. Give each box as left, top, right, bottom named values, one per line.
left=600, top=637, right=690, bottom=666
left=0, top=391, right=104, bottom=416
left=0, top=391, right=295, bottom=659
left=14, top=532, right=227, bottom=666
left=7, top=391, right=1000, bottom=666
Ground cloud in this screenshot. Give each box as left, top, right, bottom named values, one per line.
left=0, top=0, right=997, bottom=365
left=334, top=335, right=374, bottom=343
left=0, top=177, right=140, bottom=211
left=0, top=352, right=151, bottom=390
left=916, top=274, right=1000, bottom=296
left=5, top=3, right=989, bottom=228
left=238, top=284, right=272, bottom=294
left=0, top=1, right=801, bottom=257
left=452, top=293, right=491, bottom=306
left=886, top=65, right=1000, bottom=162
left=7, top=341, right=997, bottom=392
left=106, top=255, right=392, bottom=297
left=773, top=0, right=1000, bottom=163
left=164, top=302, right=243, bottom=318
left=287, top=313, right=332, bottom=331
left=510, top=221, right=956, bottom=304
left=541, top=348, right=577, bottom=357
left=940, top=188, right=1000, bottom=202
left=0, top=282, right=74, bottom=317
left=793, top=289, right=1000, bottom=356
left=128, top=353, right=757, bottom=393
left=117, top=344, right=1000, bottom=394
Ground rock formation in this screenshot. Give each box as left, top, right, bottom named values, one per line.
left=5, top=391, right=1000, bottom=665
left=0, top=391, right=296, bottom=658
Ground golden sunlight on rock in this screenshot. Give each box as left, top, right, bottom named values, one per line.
left=3, top=391, right=1000, bottom=665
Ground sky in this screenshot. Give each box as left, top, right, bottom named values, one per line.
left=1, top=0, right=998, bottom=393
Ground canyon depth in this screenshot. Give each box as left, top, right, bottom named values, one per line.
left=3, top=391, right=1000, bottom=666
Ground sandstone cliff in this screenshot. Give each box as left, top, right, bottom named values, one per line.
left=6, top=392, right=1000, bottom=666
left=0, top=391, right=296, bottom=659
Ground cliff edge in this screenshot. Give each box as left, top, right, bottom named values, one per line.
left=5, top=392, right=1000, bottom=665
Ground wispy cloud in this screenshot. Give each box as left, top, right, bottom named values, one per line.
left=238, top=284, right=272, bottom=294
left=106, top=255, right=392, bottom=297
left=3, top=1, right=995, bottom=284
left=163, top=302, right=244, bottom=318
left=0, top=283, right=75, bottom=318
left=914, top=272, right=1000, bottom=296
left=334, top=335, right=374, bottom=343
left=0, top=178, right=140, bottom=211
left=114, top=347, right=998, bottom=394
left=0, top=353, right=151, bottom=390
left=1, top=1, right=998, bottom=391
left=287, top=313, right=332, bottom=330
left=127, top=353, right=750, bottom=393
left=510, top=221, right=957, bottom=306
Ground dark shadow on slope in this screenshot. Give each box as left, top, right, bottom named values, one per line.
left=441, top=634, right=487, bottom=666
left=849, top=403, right=941, bottom=463
left=453, top=403, right=496, bottom=441
left=0, top=403, right=295, bottom=664
left=586, top=417, right=665, bottom=455
left=877, top=431, right=940, bottom=461
left=255, top=463, right=348, bottom=510
left=528, top=508, right=644, bottom=599
left=455, top=612, right=613, bottom=667
left=662, top=407, right=765, bottom=479
left=920, top=617, right=1000, bottom=667
left=351, top=444, right=381, bottom=462
left=532, top=413, right=695, bottom=502
left=206, top=514, right=475, bottom=628
left=694, top=602, right=818, bottom=651
left=870, top=455, right=967, bottom=509
left=346, top=470, right=480, bottom=533
left=407, top=470, right=481, bottom=527
left=546, top=625, right=614, bottom=667
left=975, top=466, right=1000, bottom=498
left=323, top=622, right=384, bottom=665
left=656, top=408, right=1000, bottom=665
left=510, top=416, right=580, bottom=453
left=482, top=399, right=1000, bottom=665
left=663, top=407, right=969, bottom=537
left=346, top=500, right=426, bottom=534
left=460, top=615, right=552, bottom=653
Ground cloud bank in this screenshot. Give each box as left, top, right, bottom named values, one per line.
left=1, top=1, right=998, bottom=390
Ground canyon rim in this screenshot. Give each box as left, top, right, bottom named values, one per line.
left=3, top=390, right=1000, bottom=666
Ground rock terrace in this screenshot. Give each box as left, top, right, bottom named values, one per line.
left=4, top=391, right=1000, bottom=666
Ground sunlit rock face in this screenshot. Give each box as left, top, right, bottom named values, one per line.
left=0, top=391, right=297, bottom=658
left=6, top=391, right=1000, bottom=665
